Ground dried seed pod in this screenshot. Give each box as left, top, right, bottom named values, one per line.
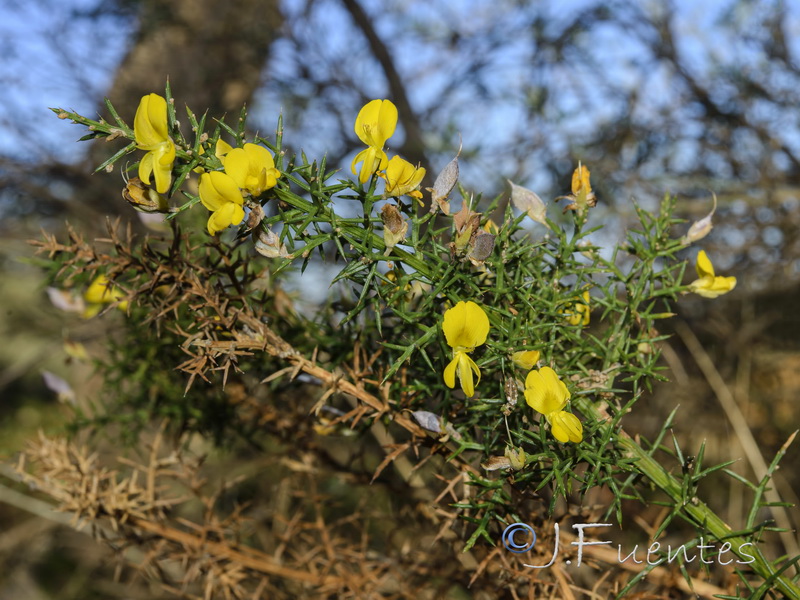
left=482, top=446, right=526, bottom=471
left=505, top=445, right=527, bottom=470
left=481, top=455, right=512, bottom=471
left=504, top=377, right=519, bottom=407
left=254, top=227, right=291, bottom=258
left=508, top=180, right=548, bottom=227
left=380, top=203, right=408, bottom=253
left=427, top=141, right=461, bottom=215
left=244, top=203, right=265, bottom=232
left=411, top=410, right=443, bottom=434
left=122, top=177, right=168, bottom=213
left=467, top=230, right=496, bottom=265
left=681, top=192, right=717, bottom=245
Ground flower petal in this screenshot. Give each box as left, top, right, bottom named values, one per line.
left=222, top=143, right=279, bottom=196
left=442, top=301, right=490, bottom=350
left=224, top=148, right=251, bottom=190
left=695, top=250, right=715, bottom=279
left=244, top=143, right=275, bottom=171
left=354, top=99, right=397, bottom=147
left=457, top=352, right=482, bottom=398
left=134, top=93, right=169, bottom=148
left=443, top=354, right=459, bottom=389
left=549, top=411, right=583, bottom=443
left=457, top=352, right=476, bottom=397
left=385, top=155, right=425, bottom=197
left=525, top=367, right=569, bottom=414
left=152, top=142, right=175, bottom=194
left=511, top=350, right=540, bottom=370
left=199, top=171, right=243, bottom=212
left=138, top=151, right=155, bottom=186
left=690, top=275, right=737, bottom=298
left=215, top=138, right=233, bottom=159
left=84, top=275, right=115, bottom=304
left=207, top=202, right=245, bottom=236
left=540, top=366, right=570, bottom=402
left=352, top=146, right=387, bottom=184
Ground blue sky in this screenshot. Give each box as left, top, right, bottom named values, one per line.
left=2, top=0, right=798, bottom=286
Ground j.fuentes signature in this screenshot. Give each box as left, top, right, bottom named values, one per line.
left=502, top=522, right=756, bottom=568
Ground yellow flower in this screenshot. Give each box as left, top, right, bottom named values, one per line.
left=224, top=143, right=280, bottom=197
left=384, top=155, right=425, bottom=200
left=563, top=290, right=590, bottom=326
left=572, top=164, right=592, bottom=203
left=199, top=171, right=245, bottom=235
left=351, top=99, right=398, bottom=184
left=442, top=301, right=490, bottom=398
left=511, top=350, right=540, bottom=370
left=134, top=93, right=176, bottom=194
left=524, top=367, right=581, bottom=443
left=83, top=275, right=128, bottom=318
left=556, top=162, right=597, bottom=213
left=524, top=367, right=569, bottom=414
left=548, top=411, right=583, bottom=443
left=689, top=250, right=737, bottom=298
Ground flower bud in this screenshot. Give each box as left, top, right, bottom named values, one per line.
left=511, top=350, right=541, bottom=370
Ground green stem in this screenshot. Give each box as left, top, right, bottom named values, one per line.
left=574, top=396, right=800, bottom=599
left=274, top=187, right=432, bottom=278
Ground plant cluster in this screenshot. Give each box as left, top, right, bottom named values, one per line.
left=23, top=84, right=797, bottom=598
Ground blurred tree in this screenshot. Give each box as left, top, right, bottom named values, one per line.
left=0, top=0, right=282, bottom=225
left=103, top=0, right=282, bottom=126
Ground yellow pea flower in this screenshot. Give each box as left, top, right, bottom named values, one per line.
left=524, top=366, right=581, bottom=443
left=351, top=99, right=398, bottom=184
left=563, top=290, right=590, bottom=326
left=134, top=93, right=175, bottom=194
left=199, top=171, right=245, bottom=235
left=224, top=143, right=280, bottom=197
left=548, top=410, right=583, bottom=443
left=556, top=162, right=597, bottom=213
left=689, top=250, right=737, bottom=298
left=524, top=367, right=569, bottom=414
left=511, top=350, right=540, bottom=370
left=571, top=164, right=593, bottom=204
left=442, top=301, right=490, bottom=398
left=384, top=155, right=425, bottom=200
left=83, top=275, right=128, bottom=318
